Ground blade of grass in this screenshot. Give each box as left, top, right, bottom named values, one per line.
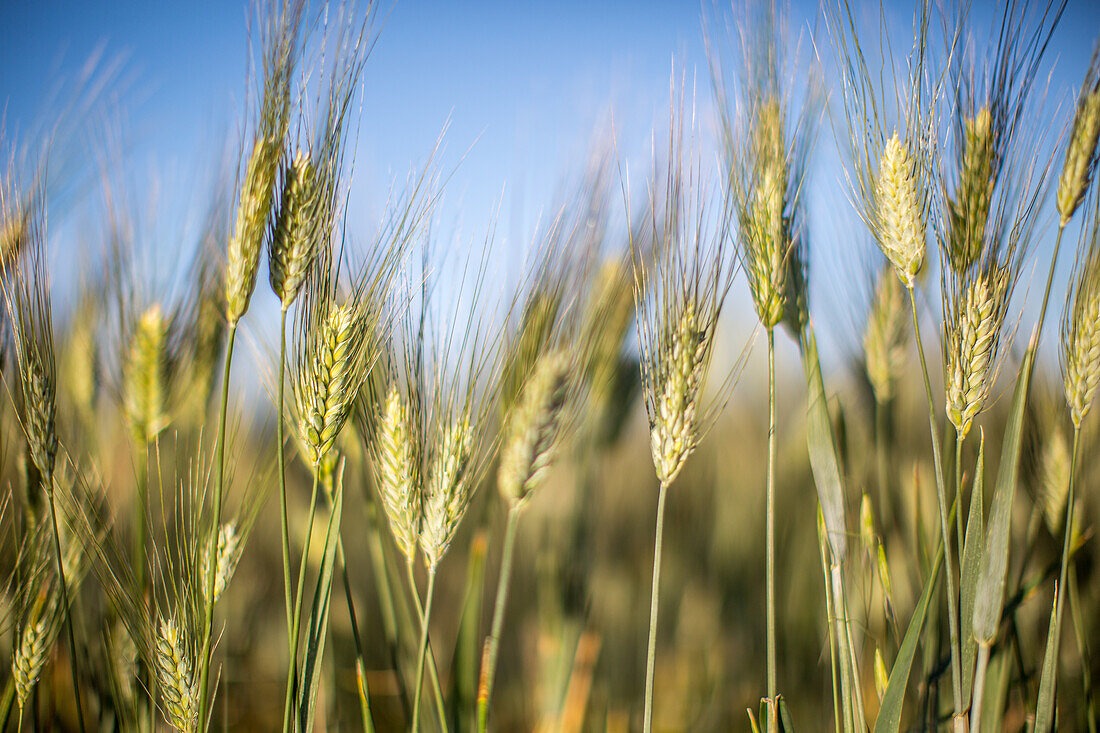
left=960, top=433, right=985, bottom=704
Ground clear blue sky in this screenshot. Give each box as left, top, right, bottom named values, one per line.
left=2, top=0, right=1099, bottom=371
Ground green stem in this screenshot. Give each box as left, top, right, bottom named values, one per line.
left=45, top=469, right=86, bottom=733
left=906, top=288, right=964, bottom=728
left=477, top=504, right=521, bottom=732
left=954, top=431, right=965, bottom=585
left=411, top=566, right=438, bottom=732
left=970, top=643, right=991, bottom=732
left=831, top=562, right=865, bottom=731
left=1037, top=426, right=1081, bottom=730
left=284, top=467, right=320, bottom=732
left=337, top=538, right=371, bottom=731
left=642, top=480, right=670, bottom=733
left=277, top=307, right=293, bottom=637
left=1068, top=566, right=1097, bottom=733
left=198, top=322, right=237, bottom=728
left=404, top=561, right=448, bottom=732
left=765, top=327, right=778, bottom=732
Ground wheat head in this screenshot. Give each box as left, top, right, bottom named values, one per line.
left=124, top=303, right=169, bottom=445
left=1057, top=54, right=1100, bottom=227
left=373, top=383, right=422, bottom=564
left=948, top=108, right=995, bottom=272
left=863, top=264, right=907, bottom=404
left=419, top=414, right=475, bottom=570
left=155, top=615, right=198, bottom=733
left=874, top=134, right=926, bottom=288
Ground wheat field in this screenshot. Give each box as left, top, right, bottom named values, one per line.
left=1, top=0, right=1099, bottom=731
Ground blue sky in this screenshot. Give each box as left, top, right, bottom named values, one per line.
left=2, top=0, right=1100, bottom=372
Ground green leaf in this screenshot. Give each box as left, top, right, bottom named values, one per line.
left=873, top=543, right=943, bottom=733
left=452, top=530, right=489, bottom=728
left=298, top=462, right=345, bottom=732
left=960, top=432, right=985, bottom=704
left=1035, top=587, right=1061, bottom=733
left=799, top=322, right=848, bottom=559
left=973, top=346, right=1035, bottom=645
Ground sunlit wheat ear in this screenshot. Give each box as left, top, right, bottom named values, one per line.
left=945, top=267, right=1011, bottom=439
left=124, top=303, right=169, bottom=445
left=875, top=134, right=926, bottom=288
left=1057, top=51, right=1100, bottom=227
left=296, top=302, right=368, bottom=467
left=419, top=414, right=476, bottom=570
left=741, top=98, right=789, bottom=330
left=226, top=134, right=282, bottom=325
left=498, top=349, right=571, bottom=507
left=863, top=264, right=908, bottom=404
left=201, top=523, right=241, bottom=604
left=1063, top=202, right=1100, bottom=427
left=648, top=302, right=709, bottom=488
left=373, top=383, right=422, bottom=564
left=269, top=149, right=318, bottom=308
left=948, top=108, right=995, bottom=272
left=224, top=0, right=298, bottom=325
left=12, top=591, right=59, bottom=710
left=155, top=616, right=198, bottom=733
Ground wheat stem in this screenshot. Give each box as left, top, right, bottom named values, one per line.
left=643, top=479, right=669, bottom=733
left=955, top=431, right=965, bottom=582
left=403, top=561, right=447, bottom=731
left=906, top=287, right=965, bottom=729
left=765, top=326, right=778, bottom=732
left=45, top=469, right=86, bottom=733
left=276, top=306, right=294, bottom=649
left=477, top=503, right=521, bottom=732
left=411, top=566, right=437, bottom=732
left=1041, top=426, right=1081, bottom=729
left=1068, top=566, right=1098, bottom=732
left=284, top=467, right=320, bottom=732
left=198, top=321, right=237, bottom=729
left=971, top=642, right=992, bottom=732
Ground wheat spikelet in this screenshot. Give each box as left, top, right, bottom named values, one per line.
left=874, top=134, right=926, bottom=287
left=226, top=135, right=281, bottom=325
left=741, top=98, right=789, bottom=330
left=498, top=349, right=570, bottom=507
left=269, top=150, right=318, bottom=308
left=1063, top=208, right=1100, bottom=427
left=202, top=523, right=241, bottom=604
left=419, top=414, right=475, bottom=569
left=1057, top=52, right=1100, bottom=227
left=948, top=108, right=995, bottom=272
left=155, top=616, right=198, bottom=733
left=298, top=303, right=367, bottom=467
left=373, top=383, right=421, bottom=563
left=12, top=592, right=58, bottom=710
left=124, top=303, right=169, bottom=445
left=946, top=271, right=1007, bottom=438
left=649, top=302, right=708, bottom=487
left=863, top=264, right=907, bottom=404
